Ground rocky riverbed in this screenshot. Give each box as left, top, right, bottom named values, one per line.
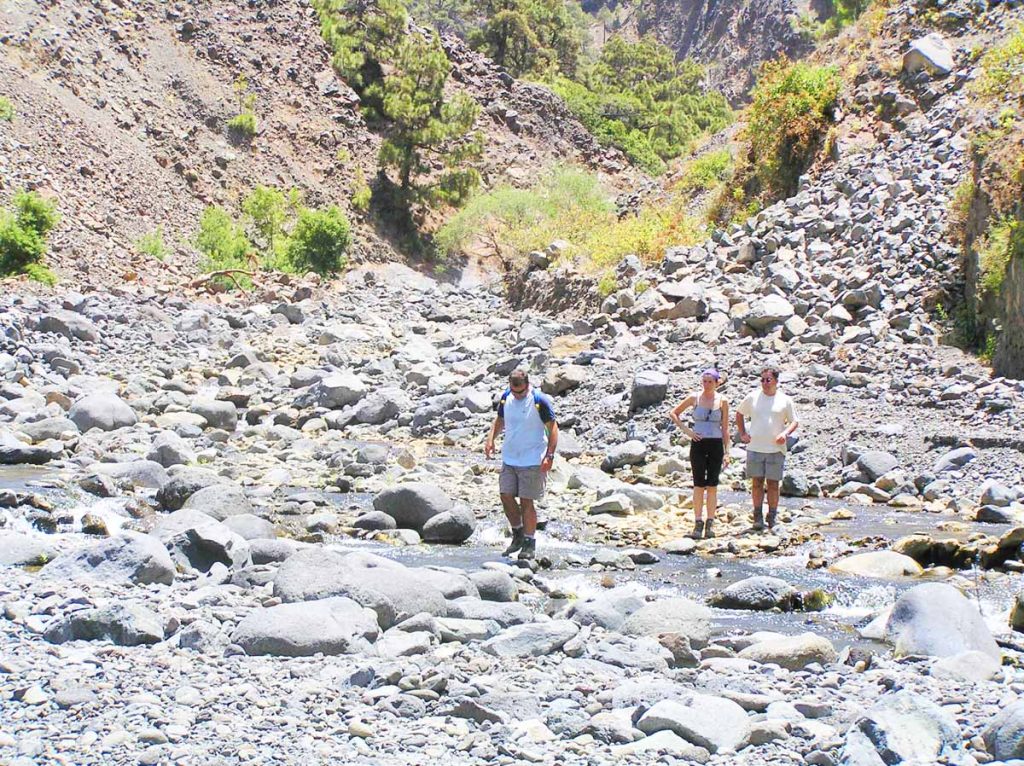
left=1, top=263, right=1023, bottom=766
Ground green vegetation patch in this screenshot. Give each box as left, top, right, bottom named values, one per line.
left=973, top=26, right=1024, bottom=99
left=0, top=191, right=60, bottom=283
left=678, top=149, right=733, bottom=192
left=436, top=165, right=705, bottom=271
left=136, top=226, right=170, bottom=261
left=978, top=216, right=1022, bottom=295
left=0, top=96, right=14, bottom=122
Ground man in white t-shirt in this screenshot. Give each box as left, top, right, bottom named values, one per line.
left=735, top=366, right=798, bottom=531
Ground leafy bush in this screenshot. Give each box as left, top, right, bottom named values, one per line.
left=795, top=0, right=872, bottom=40
left=285, top=206, right=351, bottom=275
left=351, top=168, right=372, bottom=212
left=0, top=96, right=13, bottom=122
left=0, top=191, right=60, bottom=277
left=678, top=149, right=733, bottom=192
left=978, top=217, right=1022, bottom=295
left=23, top=263, right=58, bottom=286
left=136, top=227, right=169, bottom=261
left=974, top=26, right=1024, bottom=99
left=228, top=111, right=257, bottom=138
left=436, top=165, right=705, bottom=271
left=744, top=58, right=841, bottom=198
left=196, top=206, right=252, bottom=272
left=242, top=186, right=299, bottom=260
left=545, top=36, right=731, bottom=175
left=597, top=272, right=617, bottom=297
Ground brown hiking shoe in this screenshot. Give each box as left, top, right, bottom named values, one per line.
left=687, top=519, right=705, bottom=539
left=704, top=519, right=716, bottom=539
left=752, top=510, right=765, bottom=531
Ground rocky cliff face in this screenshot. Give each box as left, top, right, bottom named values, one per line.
left=636, top=0, right=819, bottom=104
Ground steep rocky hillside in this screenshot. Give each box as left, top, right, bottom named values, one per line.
left=0, top=0, right=639, bottom=288
left=636, top=0, right=820, bottom=104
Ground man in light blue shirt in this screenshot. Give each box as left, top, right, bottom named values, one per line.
left=485, top=368, right=559, bottom=561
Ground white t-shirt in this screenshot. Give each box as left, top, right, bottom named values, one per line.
left=736, top=390, right=796, bottom=454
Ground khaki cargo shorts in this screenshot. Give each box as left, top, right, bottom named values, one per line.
left=746, top=450, right=786, bottom=481
left=499, top=464, right=546, bottom=500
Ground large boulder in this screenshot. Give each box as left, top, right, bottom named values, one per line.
left=68, top=393, right=137, bottom=432
left=151, top=509, right=251, bottom=572
left=189, top=399, right=238, bottom=431
left=306, top=372, right=367, bottom=409
left=842, top=691, right=968, bottom=766
left=446, top=597, right=531, bottom=627
left=420, top=506, right=476, bottom=544
left=884, top=582, right=1000, bottom=660
left=231, top=597, right=379, bottom=657
left=568, top=585, right=646, bottom=630
left=156, top=466, right=229, bottom=511
left=147, top=430, right=195, bottom=467
left=41, top=533, right=175, bottom=585
left=903, top=33, right=954, bottom=77
left=738, top=632, right=837, bottom=670
left=183, top=483, right=253, bottom=521
left=855, top=451, right=899, bottom=482
left=89, top=460, right=168, bottom=489
left=482, top=620, right=579, bottom=657
left=223, top=514, right=276, bottom=541
left=469, top=570, right=518, bottom=602
left=0, top=432, right=62, bottom=465
left=621, top=597, right=711, bottom=646
left=0, top=531, right=56, bottom=567
left=709, top=576, right=797, bottom=611
left=630, top=371, right=669, bottom=411
left=744, top=295, right=795, bottom=332
left=637, top=694, right=751, bottom=754
left=18, top=417, right=79, bottom=443
left=983, top=701, right=1024, bottom=761
left=601, top=440, right=648, bottom=472
left=372, top=482, right=453, bottom=531
left=830, top=551, right=923, bottom=579
left=541, top=365, right=587, bottom=396
left=45, top=603, right=164, bottom=646
left=38, top=311, right=100, bottom=342
left=273, top=549, right=447, bottom=628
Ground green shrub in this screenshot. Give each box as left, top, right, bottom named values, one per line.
left=285, top=206, right=351, bottom=275
left=796, top=0, right=872, bottom=40
left=0, top=191, right=60, bottom=276
left=978, top=216, right=1022, bottom=295
left=974, top=26, right=1024, bottom=99
left=136, top=227, right=169, bottom=261
left=228, top=111, right=257, bottom=138
left=351, top=168, right=372, bottom=212
left=23, top=263, right=58, bottom=286
left=0, top=96, right=13, bottom=122
left=678, top=149, right=733, bottom=192
left=745, top=58, right=841, bottom=198
left=597, top=272, right=617, bottom=297
left=242, top=185, right=299, bottom=261
left=436, top=165, right=705, bottom=271
left=196, top=206, right=252, bottom=272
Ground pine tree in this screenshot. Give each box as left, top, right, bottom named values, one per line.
left=373, top=32, right=482, bottom=203
left=470, top=0, right=582, bottom=78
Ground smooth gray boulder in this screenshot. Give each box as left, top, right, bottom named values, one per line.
left=231, top=597, right=379, bottom=657
left=980, top=480, right=1017, bottom=508
left=541, top=365, right=587, bottom=396
left=983, top=701, right=1024, bottom=761
left=842, top=691, right=969, bottom=766
left=45, top=603, right=163, bottom=646
left=147, top=430, right=195, bottom=467
left=421, top=506, right=476, bottom=544
left=601, top=440, right=648, bottom=472
left=223, top=514, right=276, bottom=541
left=68, top=393, right=137, bottom=432
left=41, top=533, right=175, bottom=585
left=884, top=582, right=1000, bottom=660
left=413, top=568, right=478, bottom=599
left=630, top=371, right=669, bottom=411
left=372, top=482, right=453, bottom=531
left=745, top=295, right=795, bottom=332
left=151, top=509, right=251, bottom=573
left=446, top=597, right=532, bottom=627
left=709, top=576, right=797, bottom=611
left=903, top=33, right=954, bottom=76
left=568, top=586, right=646, bottom=630
left=38, top=311, right=100, bottom=342
left=306, top=372, right=367, bottom=409
left=856, top=451, right=899, bottom=482
left=469, top=570, right=518, bottom=602
left=0, top=432, right=62, bottom=465
left=933, top=447, right=976, bottom=473
left=17, top=417, right=79, bottom=443
left=482, top=620, right=579, bottom=657
left=830, top=551, right=923, bottom=579
left=0, top=531, right=56, bottom=567
left=183, top=483, right=253, bottom=521
left=738, top=632, right=837, bottom=670
left=637, top=694, right=751, bottom=754
left=273, top=549, right=447, bottom=628
left=89, top=460, right=168, bottom=489
left=353, top=511, right=397, bottom=531
left=621, top=597, right=712, bottom=646
left=156, top=466, right=229, bottom=511
left=189, top=399, right=237, bottom=431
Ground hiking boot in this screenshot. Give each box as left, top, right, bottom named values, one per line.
left=703, top=519, right=716, bottom=539
left=766, top=509, right=778, bottom=530
left=503, top=527, right=525, bottom=556
left=518, top=537, right=536, bottom=561
left=752, top=510, right=765, bottom=532
left=688, top=519, right=705, bottom=539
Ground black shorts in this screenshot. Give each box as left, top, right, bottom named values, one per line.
left=690, top=438, right=724, bottom=487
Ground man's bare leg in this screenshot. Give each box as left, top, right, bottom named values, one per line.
left=500, top=493, right=522, bottom=528
left=519, top=498, right=537, bottom=536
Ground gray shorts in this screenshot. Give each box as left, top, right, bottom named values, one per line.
left=746, top=450, right=786, bottom=481
left=499, top=464, right=546, bottom=500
